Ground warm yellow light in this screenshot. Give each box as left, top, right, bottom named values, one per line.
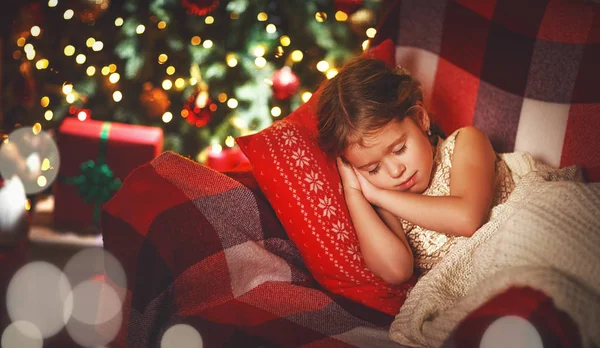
left=211, top=144, right=223, bottom=154
left=203, top=40, right=213, bottom=48
left=225, top=136, right=235, bottom=148
left=366, top=28, right=377, bottom=38
left=24, top=43, right=34, bottom=53
left=254, top=46, right=265, bottom=57
left=335, top=11, right=348, bottom=21
left=315, top=12, right=327, bottom=22
left=326, top=69, right=339, bottom=79
left=218, top=93, right=228, bottom=103
left=158, top=53, right=168, bottom=64
left=302, top=92, right=313, bottom=103
left=44, top=110, right=54, bottom=121
left=162, top=79, right=173, bottom=90
left=77, top=111, right=88, bottom=121
left=115, top=17, right=124, bottom=26
left=227, top=98, right=238, bottom=109
left=113, top=91, right=123, bottom=102
left=136, top=25, right=146, bottom=34
left=191, top=36, right=201, bottom=45
left=109, top=73, right=120, bottom=83
left=362, top=40, right=370, bottom=51
left=37, top=176, right=48, bottom=188
left=92, top=41, right=104, bottom=51
left=26, top=50, right=36, bottom=61
left=36, top=59, right=49, bottom=70
left=66, top=93, right=76, bottom=104
left=64, top=45, right=75, bottom=56
left=17, top=37, right=26, bottom=47
left=266, top=24, right=276, bottom=34
left=271, top=106, right=282, bottom=117
left=175, top=78, right=185, bottom=89
left=317, top=60, right=329, bottom=72
left=62, top=83, right=73, bottom=94
left=109, top=64, right=117, bottom=72
left=291, top=50, right=303, bottom=62
left=189, top=77, right=198, bottom=85
left=257, top=12, right=268, bottom=21
left=157, top=21, right=167, bottom=29
left=31, top=26, right=41, bottom=37
left=48, top=0, right=58, bottom=8
left=101, top=66, right=110, bottom=75
left=32, top=123, right=42, bottom=135
left=205, top=16, right=214, bottom=24
left=280, top=35, right=291, bottom=47
left=181, top=109, right=189, bottom=118
left=64, top=9, right=74, bottom=20
left=166, top=66, right=175, bottom=75
left=162, top=112, right=173, bottom=123
left=255, top=57, right=266, bottom=68
left=75, top=54, right=86, bottom=64
left=40, top=96, right=50, bottom=108
left=226, top=54, right=238, bottom=67
left=41, top=158, right=51, bottom=171
left=86, top=37, right=95, bottom=47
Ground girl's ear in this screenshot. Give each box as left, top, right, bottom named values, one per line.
left=412, top=102, right=431, bottom=132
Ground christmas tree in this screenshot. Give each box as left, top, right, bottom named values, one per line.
left=2, top=0, right=381, bottom=161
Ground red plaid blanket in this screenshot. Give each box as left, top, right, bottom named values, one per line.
left=101, top=151, right=401, bottom=348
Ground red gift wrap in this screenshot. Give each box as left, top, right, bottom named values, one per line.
left=53, top=118, right=163, bottom=231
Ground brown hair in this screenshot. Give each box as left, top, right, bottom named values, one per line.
left=316, top=57, right=438, bottom=158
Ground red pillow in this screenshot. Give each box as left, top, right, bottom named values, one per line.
left=236, top=40, right=417, bottom=315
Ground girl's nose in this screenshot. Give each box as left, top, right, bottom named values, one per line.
left=386, top=161, right=405, bottom=178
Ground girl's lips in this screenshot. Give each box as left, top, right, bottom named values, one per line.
left=397, top=173, right=417, bottom=190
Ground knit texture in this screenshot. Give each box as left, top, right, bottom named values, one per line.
left=390, top=152, right=599, bottom=347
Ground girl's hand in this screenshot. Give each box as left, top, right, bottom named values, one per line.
left=354, top=168, right=383, bottom=205
left=337, top=157, right=361, bottom=193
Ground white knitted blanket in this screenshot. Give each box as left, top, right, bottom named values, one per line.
left=389, top=152, right=600, bottom=348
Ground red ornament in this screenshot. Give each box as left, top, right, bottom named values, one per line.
left=271, top=67, right=300, bottom=101
left=334, top=0, right=363, bottom=15
left=181, top=0, right=220, bottom=16
left=183, top=90, right=213, bottom=127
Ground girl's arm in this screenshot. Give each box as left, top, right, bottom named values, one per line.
left=338, top=158, right=414, bottom=285
left=358, top=127, right=496, bottom=237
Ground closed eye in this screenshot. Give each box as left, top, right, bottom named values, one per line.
left=393, top=145, right=407, bottom=155
left=368, top=165, right=380, bottom=175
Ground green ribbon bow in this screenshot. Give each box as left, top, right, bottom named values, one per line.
left=62, top=122, right=121, bottom=226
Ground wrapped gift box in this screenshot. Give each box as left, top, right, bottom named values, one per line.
left=53, top=118, right=163, bottom=232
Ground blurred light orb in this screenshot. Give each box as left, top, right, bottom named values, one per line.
left=480, top=316, right=543, bottom=348
left=1, top=321, right=43, bottom=348
left=161, top=324, right=203, bottom=348
left=6, top=262, right=72, bottom=338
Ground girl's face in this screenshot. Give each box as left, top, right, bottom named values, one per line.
left=342, top=114, right=435, bottom=194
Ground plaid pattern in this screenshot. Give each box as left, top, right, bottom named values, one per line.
left=100, top=152, right=400, bottom=348
left=373, top=0, right=600, bottom=181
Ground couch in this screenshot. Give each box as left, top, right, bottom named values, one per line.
left=100, top=0, right=599, bottom=347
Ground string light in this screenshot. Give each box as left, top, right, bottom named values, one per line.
left=162, top=79, right=173, bottom=90
left=17, top=37, right=26, bottom=47
left=203, top=40, right=213, bottom=48
left=75, top=54, right=86, bottom=64
left=280, top=36, right=291, bottom=46
left=109, top=73, right=120, bottom=83
left=254, top=46, right=265, bottom=57
left=41, top=158, right=51, bottom=171
left=101, top=66, right=110, bottom=75
left=227, top=98, right=238, bottom=109
left=31, top=26, right=41, bottom=37
left=109, top=64, right=117, bottom=72
left=315, top=12, right=327, bottom=22
left=44, top=110, right=53, bottom=121
left=32, top=123, right=42, bottom=135
left=226, top=54, right=238, bottom=67
left=291, top=50, right=303, bottom=62
left=266, top=24, right=276, bottom=34
left=158, top=54, right=168, bottom=64
left=157, top=21, right=167, bottom=29
left=225, top=136, right=235, bottom=147
left=211, top=144, right=223, bottom=154
left=174, top=78, right=185, bottom=89
left=255, top=57, right=266, bottom=67
left=189, top=77, right=198, bottom=85
left=36, top=59, right=49, bottom=70
left=40, top=96, right=50, bottom=107
left=205, top=16, right=214, bottom=24
left=218, top=93, right=228, bottom=102
left=335, top=11, right=348, bottom=21
left=66, top=93, right=76, bottom=103
left=302, top=92, right=312, bottom=103
left=37, top=176, right=48, bottom=188
left=86, top=38, right=95, bottom=47
left=64, top=9, right=74, bottom=20
left=362, top=40, right=369, bottom=51
left=366, top=28, right=377, bottom=38
left=136, top=25, right=146, bottom=34
left=271, top=106, right=282, bottom=117
left=113, top=91, right=122, bottom=102
left=115, top=18, right=124, bottom=26
left=77, top=110, right=88, bottom=121
left=64, top=45, right=75, bottom=56
left=62, top=83, right=73, bottom=94
left=191, top=36, right=201, bottom=45
left=162, top=112, right=173, bottom=123
left=326, top=69, right=338, bottom=79
left=48, top=0, right=58, bottom=8
left=92, top=41, right=104, bottom=51
left=166, top=66, right=175, bottom=75
left=316, top=60, right=329, bottom=72
left=257, top=12, right=268, bottom=21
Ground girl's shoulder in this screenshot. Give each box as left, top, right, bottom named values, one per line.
left=438, top=126, right=493, bottom=166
